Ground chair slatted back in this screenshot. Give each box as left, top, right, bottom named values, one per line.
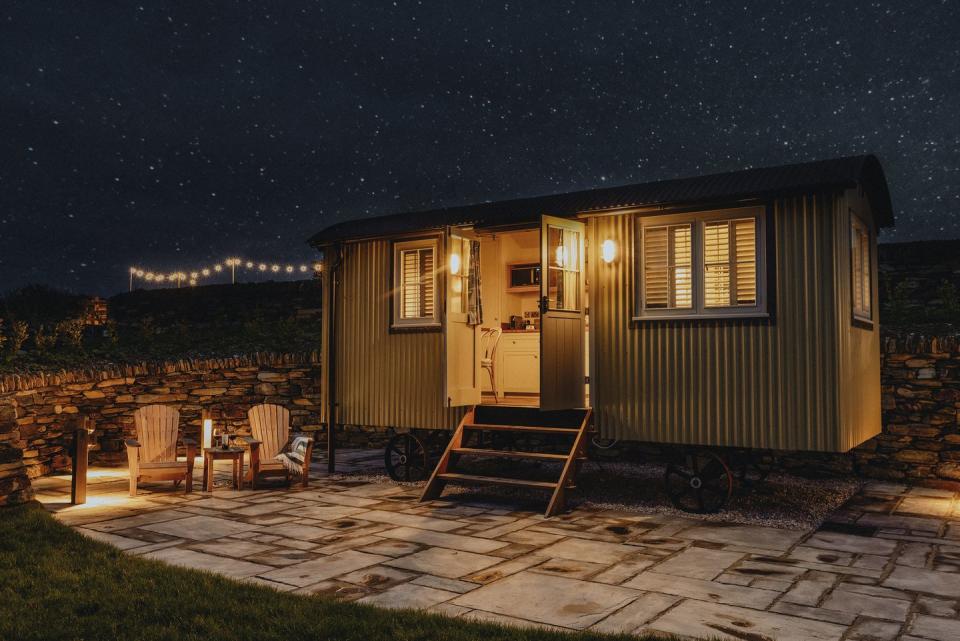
left=248, top=404, right=290, bottom=459
left=134, top=405, right=180, bottom=463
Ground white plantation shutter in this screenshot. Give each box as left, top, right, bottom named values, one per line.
left=703, top=218, right=756, bottom=308
left=703, top=222, right=731, bottom=307
left=851, top=216, right=872, bottom=321
left=643, top=224, right=692, bottom=309
left=734, top=218, right=757, bottom=305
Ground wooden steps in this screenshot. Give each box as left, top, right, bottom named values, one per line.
left=419, top=406, right=592, bottom=517
left=463, top=423, right=579, bottom=434
left=451, top=447, right=569, bottom=461
left=437, top=473, right=558, bottom=489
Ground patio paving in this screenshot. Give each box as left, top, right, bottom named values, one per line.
left=33, top=449, right=960, bottom=641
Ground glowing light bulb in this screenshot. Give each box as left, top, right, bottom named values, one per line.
left=214, top=264, right=222, bottom=272
left=156, top=274, right=165, bottom=282
left=601, top=239, right=616, bottom=263
left=285, top=265, right=293, bottom=273
left=136, top=270, right=144, bottom=277
left=145, top=272, right=155, bottom=281
left=450, top=253, right=461, bottom=275
left=246, top=261, right=254, bottom=269
left=258, top=263, right=267, bottom=271
left=190, top=272, right=198, bottom=279
left=129, top=267, right=137, bottom=274
left=313, top=263, right=322, bottom=272
left=202, top=268, right=210, bottom=276
left=299, top=265, right=307, bottom=272
left=189, top=279, right=197, bottom=286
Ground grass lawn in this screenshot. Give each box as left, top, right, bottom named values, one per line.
left=0, top=502, right=678, bottom=641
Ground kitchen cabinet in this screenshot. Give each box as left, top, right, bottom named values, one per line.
left=499, top=333, right=539, bottom=393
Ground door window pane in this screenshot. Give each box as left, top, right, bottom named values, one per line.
left=546, top=225, right=580, bottom=311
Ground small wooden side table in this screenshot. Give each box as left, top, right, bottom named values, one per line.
left=202, top=447, right=245, bottom=492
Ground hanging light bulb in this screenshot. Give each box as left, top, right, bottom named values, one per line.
left=129, top=266, right=137, bottom=274
left=285, top=265, right=294, bottom=273
left=190, top=271, right=198, bottom=279
left=145, top=272, right=155, bottom=281
left=313, top=263, right=322, bottom=272
left=189, top=278, right=197, bottom=286
left=246, top=261, right=254, bottom=269
left=202, top=268, right=210, bottom=276
left=299, top=265, right=308, bottom=272
left=271, top=264, right=280, bottom=273
left=214, top=264, right=222, bottom=272
left=156, top=274, right=165, bottom=283
left=258, top=263, right=267, bottom=271
left=136, top=269, right=145, bottom=277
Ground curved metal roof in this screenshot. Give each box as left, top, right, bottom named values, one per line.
left=310, top=154, right=893, bottom=245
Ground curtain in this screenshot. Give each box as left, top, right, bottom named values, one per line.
left=466, top=239, right=482, bottom=325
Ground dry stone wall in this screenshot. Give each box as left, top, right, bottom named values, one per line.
left=0, top=353, right=322, bottom=495
left=0, top=396, right=33, bottom=506
left=853, top=335, right=960, bottom=483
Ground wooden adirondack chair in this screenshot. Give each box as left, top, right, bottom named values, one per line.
left=243, top=403, right=314, bottom=489
left=126, top=405, right=196, bottom=496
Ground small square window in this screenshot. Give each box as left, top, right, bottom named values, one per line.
left=392, top=238, right=440, bottom=328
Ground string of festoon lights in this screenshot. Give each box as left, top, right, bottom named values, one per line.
left=127, top=257, right=322, bottom=290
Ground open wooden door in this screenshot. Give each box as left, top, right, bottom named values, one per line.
left=445, top=232, right=481, bottom=407
left=540, top=215, right=586, bottom=410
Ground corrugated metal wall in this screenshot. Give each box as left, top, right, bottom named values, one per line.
left=835, top=188, right=883, bottom=451
left=334, top=239, right=462, bottom=430
left=589, top=194, right=845, bottom=452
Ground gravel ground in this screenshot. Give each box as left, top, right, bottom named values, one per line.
left=327, top=457, right=862, bottom=531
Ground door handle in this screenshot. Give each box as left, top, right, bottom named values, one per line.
left=540, top=296, right=549, bottom=314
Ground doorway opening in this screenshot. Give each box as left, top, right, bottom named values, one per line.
left=477, top=228, right=543, bottom=406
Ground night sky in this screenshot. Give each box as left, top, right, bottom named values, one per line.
left=2, top=2, right=958, bottom=296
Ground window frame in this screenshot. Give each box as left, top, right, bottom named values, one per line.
left=850, top=213, right=874, bottom=326
left=391, top=236, right=441, bottom=330
left=634, top=206, right=767, bottom=321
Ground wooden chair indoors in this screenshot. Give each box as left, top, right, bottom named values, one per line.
left=243, top=403, right=315, bottom=489
left=480, top=327, right=503, bottom=402
left=126, top=405, right=196, bottom=497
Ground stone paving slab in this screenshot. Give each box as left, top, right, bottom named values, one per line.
left=36, top=457, right=960, bottom=641
left=452, top=571, right=640, bottom=630
left=647, top=599, right=847, bottom=641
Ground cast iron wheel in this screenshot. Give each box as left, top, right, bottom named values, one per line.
left=664, top=451, right=733, bottom=514
left=385, top=432, right=429, bottom=482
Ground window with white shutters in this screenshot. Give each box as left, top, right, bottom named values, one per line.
left=392, top=238, right=440, bottom=328
left=851, top=215, right=872, bottom=323
left=636, top=208, right=765, bottom=319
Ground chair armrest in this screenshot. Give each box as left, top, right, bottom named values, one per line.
left=240, top=436, right=261, bottom=446
left=292, top=434, right=315, bottom=444
left=125, top=439, right=141, bottom=449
